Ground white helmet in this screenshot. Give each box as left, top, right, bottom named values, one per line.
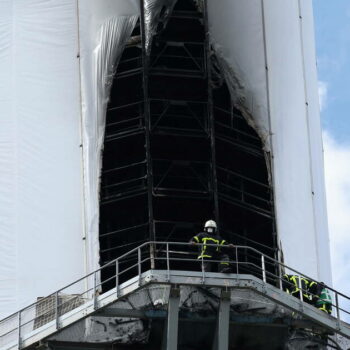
left=204, top=220, right=217, bottom=233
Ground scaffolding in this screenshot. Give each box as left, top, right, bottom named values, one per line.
left=99, top=0, right=276, bottom=288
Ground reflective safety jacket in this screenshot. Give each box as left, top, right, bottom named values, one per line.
left=315, top=287, right=332, bottom=314
left=316, top=288, right=332, bottom=305
left=190, top=232, right=227, bottom=259
left=282, top=274, right=317, bottom=302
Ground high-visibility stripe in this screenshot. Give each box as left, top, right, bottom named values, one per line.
left=221, top=240, right=226, bottom=245
left=220, top=262, right=230, bottom=265
left=193, top=236, right=199, bottom=243
left=318, top=305, right=331, bottom=314
left=289, top=276, right=301, bottom=292
left=200, top=237, right=220, bottom=254
left=198, top=255, right=212, bottom=259
left=202, top=237, right=220, bottom=244
left=304, top=294, right=312, bottom=300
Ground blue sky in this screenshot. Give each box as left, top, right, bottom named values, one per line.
left=313, top=0, right=350, bottom=298
left=314, top=0, right=350, bottom=144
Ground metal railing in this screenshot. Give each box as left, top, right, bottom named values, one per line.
left=0, top=242, right=349, bottom=349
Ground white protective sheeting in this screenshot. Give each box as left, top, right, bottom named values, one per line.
left=0, top=0, right=84, bottom=318
left=298, top=0, right=332, bottom=283
left=208, top=0, right=332, bottom=284
left=0, top=0, right=142, bottom=319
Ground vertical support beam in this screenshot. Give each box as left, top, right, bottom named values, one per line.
left=161, top=321, right=168, bottom=350
left=213, top=290, right=231, bottom=350
left=203, top=0, right=219, bottom=223
left=166, top=287, right=180, bottom=350
left=140, top=0, right=155, bottom=268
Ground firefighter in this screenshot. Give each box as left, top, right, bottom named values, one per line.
left=282, top=275, right=333, bottom=315
left=282, top=274, right=317, bottom=304
left=190, top=220, right=234, bottom=273
left=315, top=282, right=332, bottom=314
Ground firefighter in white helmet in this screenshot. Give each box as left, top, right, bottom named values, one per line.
left=190, top=220, right=234, bottom=273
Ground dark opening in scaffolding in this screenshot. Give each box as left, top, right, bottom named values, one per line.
left=99, top=0, right=277, bottom=287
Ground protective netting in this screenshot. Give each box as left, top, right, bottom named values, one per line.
left=33, top=294, right=85, bottom=329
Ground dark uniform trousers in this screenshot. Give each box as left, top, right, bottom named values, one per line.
left=190, top=232, right=231, bottom=273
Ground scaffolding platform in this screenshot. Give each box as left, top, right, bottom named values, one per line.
left=1, top=242, right=350, bottom=350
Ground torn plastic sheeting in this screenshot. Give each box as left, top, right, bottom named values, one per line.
left=207, top=0, right=271, bottom=152
left=144, top=0, right=177, bottom=54
left=194, top=0, right=204, bottom=13
left=210, top=50, right=271, bottom=151
left=79, top=13, right=138, bottom=277
left=94, top=16, right=139, bottom=137
left=87, top=15, right=138, bottom=274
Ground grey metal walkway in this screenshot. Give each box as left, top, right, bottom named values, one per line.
left=1, top=242, right=350, bottom=350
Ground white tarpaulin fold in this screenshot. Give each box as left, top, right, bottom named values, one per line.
left=78, top=0, right=139, bottom=278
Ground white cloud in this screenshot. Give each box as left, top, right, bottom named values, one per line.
left=323, top=132, right=350, bottom=296
left=318, top=81, right=328, bottom=111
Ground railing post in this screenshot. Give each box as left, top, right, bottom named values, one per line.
left=150, top=243, right=155, bottom=270
left=55, top=291, right=59, bottom=330
left=138, top=247, right=142, bottom=286
left=261, top=255, right=266, bottom=283
left=17, top=311, right=21, bottom=349
left=279, top=266, right=283, bottom=290
left=201, top=253, right=205, bottom=284
left=116, top=260, right=119, bottom=297
left=336, top=292, right=340, bottom=324
left=93, top=271, right=97, bottom=310
left=166, top=243, right=170, bottom=282
left=235, top=247, right=239, bottom=274
left=277, top=250, right=283, bottom=290
left=298, top=276, right=303, bottom=302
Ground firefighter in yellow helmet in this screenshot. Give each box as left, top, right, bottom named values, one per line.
left=190, top=220, right=234, bottom=273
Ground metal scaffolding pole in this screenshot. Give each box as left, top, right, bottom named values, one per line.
left=140, top=0, right=156, bottom=268
left=204, top=0, right=220, bottom=224
left=213, top=290, right=231, bottom=350
left=166, top=287, right=180, bottom=350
